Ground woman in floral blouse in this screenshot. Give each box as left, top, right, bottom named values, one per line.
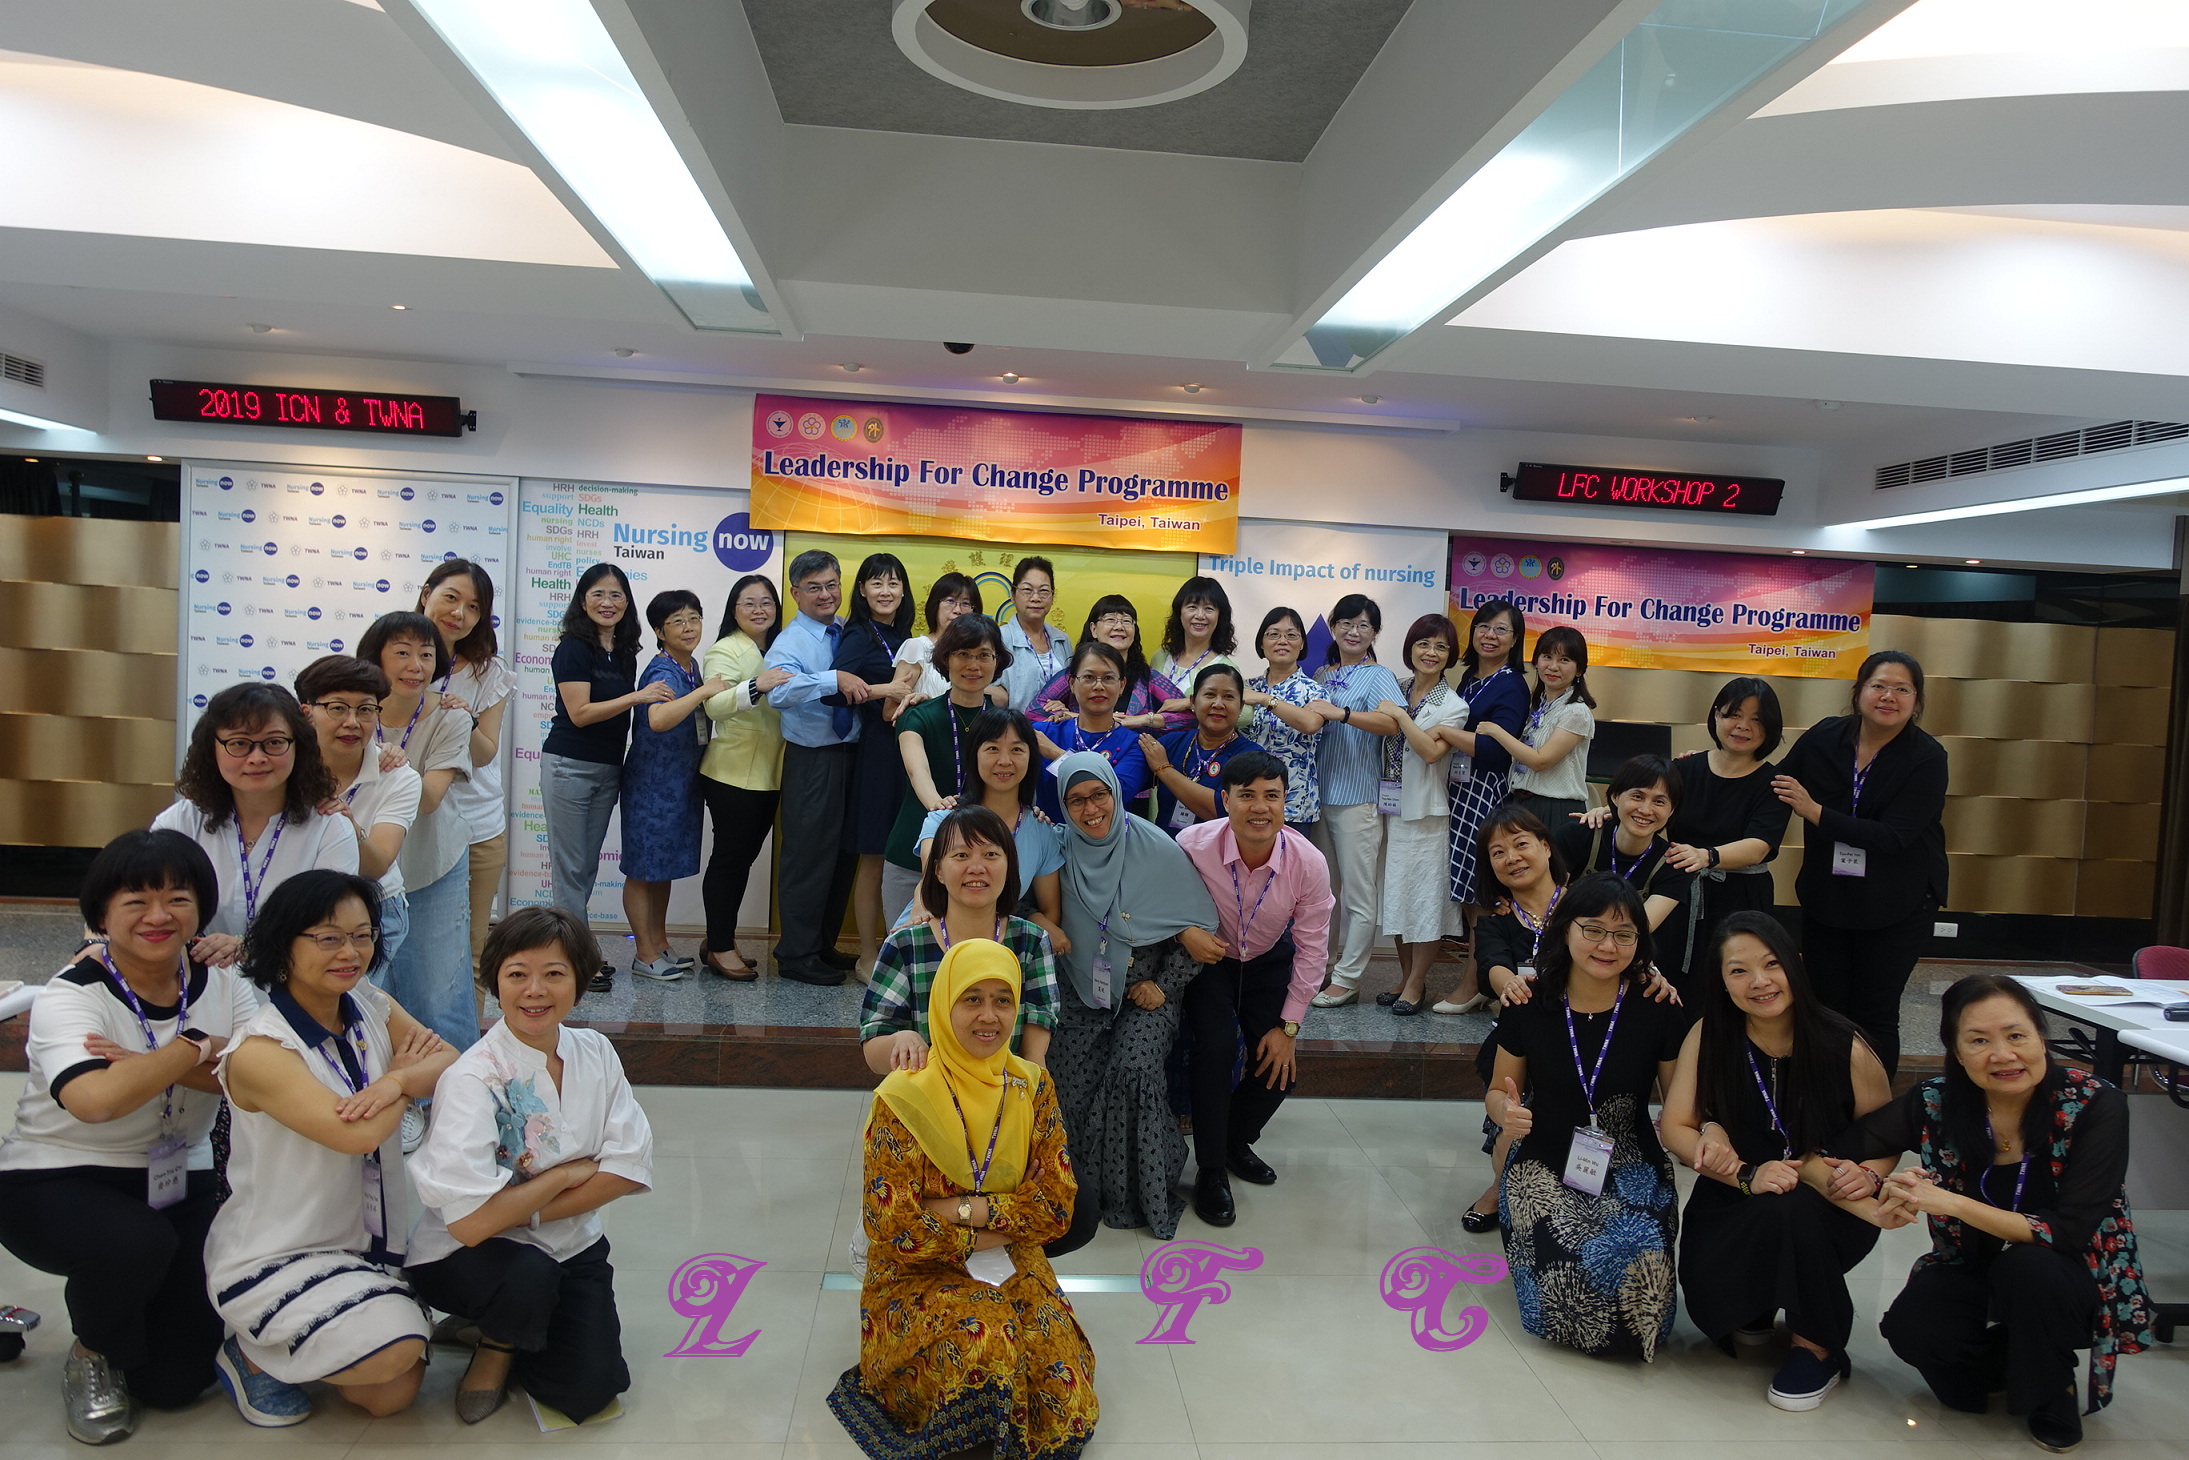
left=1828, top=973, right=2148, bottom=1454
left=829, top=938, right=1096, bottom=1460
left=1241, top=607, right=1326, bottom=832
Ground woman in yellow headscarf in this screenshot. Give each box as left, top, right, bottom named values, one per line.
left=828, top=938, right=1097, bottom=1460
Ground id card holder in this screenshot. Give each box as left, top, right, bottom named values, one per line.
left=1831, top=842, right=1867, bottom=877
left=1447, top=752, right=1471, bottom=785
left=693, top=711, right=711, bottom=747
left=1563, top=1126, right=1613, bottom=1196
left=1377, top=779, right=1403, bottom=815
left=361, top=1154, right=386, bottom=1239
left=1090, top=942, right=1113, bottom=1009
left=146, top=1135, right=187, bottom=1210
left=1516, top=963, right=1536, bottom=983
left=966, top=1242, right=1017, bottom=1288
left=1167, top=798, right=1197, bottom=831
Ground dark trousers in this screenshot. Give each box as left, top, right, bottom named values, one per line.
left=1183, top=939, right=1295, bottom=1174
left=408, top=1236, right=629, bottom=1422
left=1804, top=906, right=1931, bottom=1078
left=1879, top=1246, right=2098, bottom=1417
left=0, top=1166, right=221, bottom=1408
left=774, top=742, right=857, bottom=964
left=1679, top=1182, right=1878, bottom=1351
left=700, top=779, right=780, bottom=952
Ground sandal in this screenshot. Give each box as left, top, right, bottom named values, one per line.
left=587, top=965, right=614, bottom=994
left=702, top=947, right=758, bottom=981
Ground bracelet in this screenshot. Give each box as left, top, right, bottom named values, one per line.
left=1341, top=707, right=1353, bottom=724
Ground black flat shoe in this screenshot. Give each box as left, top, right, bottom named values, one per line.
left=1375, top=990, right=1398, bottom=1006
left=2028, top=1386, right=2083, bottom=1454
left=818, top=948, right=858, bottom=972
left=1459, top=1206, right=1498, bottom=1234
left=1226, top=1146, right=1277, bottom=1186
left=774, top=957, right=846, bottom=987
left=1193, top=1171, right=1235, bottom=1227
left=587, top=966, right=614, bottom=994
left=1391, top=999, right=1420, bottom=1016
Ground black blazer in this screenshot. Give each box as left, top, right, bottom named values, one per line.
left=1779, top=714, right=1948, bottom=928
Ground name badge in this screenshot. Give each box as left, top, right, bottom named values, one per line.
left=693, top=711, right=710, bottom=746
left=1831, top=842, right=1867, bottom=877
left=362, top=1154, right=386, bottom=1239
left=1563, top=1125, right=1613, bottom=1196
left=1377, top=779, right=1403, bottom=815
left=1168, top=798, right=1198, bottom=831
left=147, top=1135, right=188, bottom=1210
left=966, top=1243, right=1017, bottom=1288
left=1447, top=752, right=1471, bottom=785
left=1516, top=964, right=1535, bottom=982
left=1091, top=943, right=1113, bottom=1010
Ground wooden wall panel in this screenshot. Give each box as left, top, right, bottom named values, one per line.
left=1874, top=616, right=2097, bottom=683
left=1943, top=797, right=2086, bottom=860
left=2077, top=861, right=2155, bottom=920
left=1923, top=679, right=2094, bottom=742
left=1948, top=855, right=2080, bottom=916
left=1936, top=738, right=2086, bottom=801
left=0, top=649, right=176, bottom=718
left=2093, top=686, right=2171, bottom=745
left=0, top=715, right=175, bottom=784
left=2087, top=744, right=2167, bottom=804
left=2083, top=801, right=2161, bottom=855
left=0, top=781, right=174, bottom=843
left=0, top=582, right=177, bottom=654
left=2094, top=627, right=2173, bottom=688
left=0, top=518, right=178, bottom=589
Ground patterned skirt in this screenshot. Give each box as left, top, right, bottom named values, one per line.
left=1447, top=771, right=1509, bottom=905
left=212, top=1250, right=428, bottom=1384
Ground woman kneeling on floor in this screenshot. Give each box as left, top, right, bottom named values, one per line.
left=1659, top=910, right=1896, bottom=1411
left=205, top=870, right=458, bottom=1425
left=406, top=905, right=653, bottom=1425
left=830, top=938, right=1097, bottom=1460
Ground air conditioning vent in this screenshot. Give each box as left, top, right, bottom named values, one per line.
left=1876, top=419, right=2189, bottom=489
left=0, top=352, right=43, bottom=389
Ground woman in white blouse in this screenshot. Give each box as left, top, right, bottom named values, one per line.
left=0, top=831, right=257, bottom=1444
left=406, top=905, right=654, bottom=1425
left=1374, top=615, right=1469, bottom=1014
left=206, top=871, right=457, bottom=1426
left=153, top=683, right=358, bottom=968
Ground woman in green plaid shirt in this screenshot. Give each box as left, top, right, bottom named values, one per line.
left=858, top=806, right=1058, bottom=1075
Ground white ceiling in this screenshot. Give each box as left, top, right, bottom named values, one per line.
left=0, top=0, right=2185, bottom=542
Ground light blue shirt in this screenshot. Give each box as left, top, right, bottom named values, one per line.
left=765, top=611, right=858, bottom=749
left=1313, top=660, right=1403, bottom=807
left=999, top=617, right=1072, bottom=712
left=917, top=805, right=1066, bottom=886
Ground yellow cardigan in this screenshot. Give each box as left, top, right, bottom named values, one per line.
left=698, top=632, right=785, bottom=792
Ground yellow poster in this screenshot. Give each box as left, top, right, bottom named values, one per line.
left=784, top=532, right=1199, bottom=638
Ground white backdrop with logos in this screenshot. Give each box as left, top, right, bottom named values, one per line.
left=1201, top=520, right=1448, bottom=673
left=176, top=461, right=517, bottom=752
left=510, top=478, right=781, bottom=934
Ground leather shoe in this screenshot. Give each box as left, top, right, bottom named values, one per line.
left=774, top=957, right=846, bottom=987
left=1226, top=1146, right=1277, bottom=1186
left=818, top=947, right=858, bottom=972
left=1193, top=1170, right=1235, bottom=1227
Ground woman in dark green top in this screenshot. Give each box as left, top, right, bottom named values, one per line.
left=883, top=615, right=1012, bottom=922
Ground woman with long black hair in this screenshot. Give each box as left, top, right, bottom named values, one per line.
left=1476, top=624, right=1595, bottom=832
left=1660, top=911, right=1895, bottom=1411
left=1829, top=974, right=2149, bottom=1452
left=698, top=574, right=790, bottom=980
left=831, top=553, right=918, bottom=977
left=1772, top=650, right=1948, bottom=1077
left=1152, top=575, right=1239, bottom=717
left=1032, top=594, right=1188, bottom=734
left=1435, top=597, right=1528, bottom=1015
left=540, top=564, right=664, bottom=991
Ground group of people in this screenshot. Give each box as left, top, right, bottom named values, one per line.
left=0, top=550, right=2156, bottom=1459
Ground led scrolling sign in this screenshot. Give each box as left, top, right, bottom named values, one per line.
left=150, top=379, right=475, bottom=438
left=1504, top=461, right=1784, bottom=517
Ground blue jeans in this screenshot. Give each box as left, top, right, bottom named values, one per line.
left=379, top=856, right=476, bottom=1052
left=376, top=889, right=411, bottom=971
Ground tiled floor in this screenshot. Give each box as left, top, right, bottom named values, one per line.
left=1, top=1072, right=2184, bottom=1459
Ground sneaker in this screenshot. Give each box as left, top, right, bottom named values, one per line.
left=401, top=1102, right=429, bottom=1155
left=630, top=954, right=688, bottom=983
left=1732, top=1311, right=1777, bottom=1347
left=215, top=1334, right=311, bottom=1428
left=666, top=950, right=697, bottom=969
left=1766, top=1347, right=1848, bottom=1411
left=64, top=1346, right=138, bottom=1445
left=0, top=1304, right=39, bottom=1334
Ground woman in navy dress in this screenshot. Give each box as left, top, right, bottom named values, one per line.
left=828, top=553, right=917, bottom=976
left=1435, top=598, right=1529, bottom=1014
left=619, top=591, right=725, bottom=981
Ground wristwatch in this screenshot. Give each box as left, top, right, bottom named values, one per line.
left=1736, top=1162, right=1759, bottom=1196
left=957, top=1195, right=974, bottom=1225
left=1707, top=845, right=1723, bottom=868
left=1281, top=1020, right=1300, bottom=1038
left=1341, top=707, right=1353, bottom=724
left=177, top=1029, right=212, bottom=1065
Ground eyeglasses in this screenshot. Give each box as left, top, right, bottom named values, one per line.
left=217, top=734, right=294, bottom=758
left=1074, top=673, right=1121, bottom=689
left=1263, top=627, right=1304, bottom=641
left=1064, top=788, right=1114, bottom=810
left=1476, top=624, right=1514, bottom=639
left=585, top=589, right=627, bottom=605
left=1865, top=685, right=1915, bottom=701
left=300, top=930, right=376, bottom=953
left=662, top=613, right=705, bottom=631
left=1574, top=923, right=1638, bottom=948
left=308, top=700, right=380, bottom=722
left=1017, top=584, right=1054, bottom=599
left=952, top=649, right=999, bottom=665
left=1092, top=614, right=1135, bottom=629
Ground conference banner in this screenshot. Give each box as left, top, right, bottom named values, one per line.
left=1203, top=521, right=1448, bottom=671
left=178, top=461, right=516, bottom=750
left=1448, top=538, right=1874, bottom=677
left=751, top=393, right=1241, bottom=553
left=511, top=479, right=781, bottom=934
left=786, top=531, right=1197, bottom=644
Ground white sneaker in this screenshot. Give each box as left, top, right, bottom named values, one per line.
left=631, top=954, right=688, bottom=983
left=401, top=1102, right=428, bottom=1155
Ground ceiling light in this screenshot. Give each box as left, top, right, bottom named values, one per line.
left=1360, top=394, right=1381, bottom=405
left=1271, top=0, right=1883, bottom=371
left=23, top=457, right=38, bottom=463
left=1816, top=400, right=1842, bottom=410
left=1000, top=372, right=1021, bottom=384
left=842, top=363, right=863, bottom=373
left=0, top=407, right=76, bottom=431
left=1790, top=549, right=1806, bottom=554
left=1906, top=564, right=1919, bottom=568
left=146, top=455, right=163, bottom=462
left=613, top=348, right=636, bottom=358
left=413, top=0, right=776, bottom=334
left=1965, top=558, right=1982, bottom=564
left=248, top=323, right=274, bottom=333
left=1181, top=383, right=1202, bottom=393
left=1846, top=475, right=2189, bottom=530
left=1685, top=415, right=1716, bottom=424
left=390, top=303, right=409, bottom=310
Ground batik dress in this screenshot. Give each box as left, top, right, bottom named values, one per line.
left=828, top=1074, right=1097, bottom=1460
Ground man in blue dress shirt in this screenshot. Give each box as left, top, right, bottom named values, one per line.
left=764, top=550, right=872, bottom=984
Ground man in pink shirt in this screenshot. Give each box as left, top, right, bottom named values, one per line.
left=1176, top=750, right=1335, bottom=1227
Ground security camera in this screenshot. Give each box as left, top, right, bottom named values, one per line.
left=943, top=342, right=975, bottom=355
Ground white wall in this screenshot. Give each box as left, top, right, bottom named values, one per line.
left=0, top=338, right=2170, bottom=571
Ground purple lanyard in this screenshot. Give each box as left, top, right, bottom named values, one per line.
left=663, top=655, right=700, bottom=698
left=1182, top=731, right=1236, bottom=783
left=1230, top=857, right=1280, bottom=952
left=1981, top=1116, right=2031, bottom=1212
left=1173, top=650, right=1213, bottom=685
left=945, top=1084, right=1009, bottom=1194
left=1512, top=886, right=1563, bottom=964
left=945, top=700, right=978, bottom=797
left=236, top=818, right=284, bottom=927
left=1562, top=984, right=1626, bottom=1119
left=936, top=916, right=1003, bottom=953
left=381, top=695, right=426, bottom=752
left=1069, top=719, right=1127, bottom=768
left=316, top=1018, right=375, bottom=1097
left=100, top=949, right=188, bottom=1130
left=1606, top=840, right=1649, bottom=883
left=1851, top=750, right=1874, bottom=810
left=1746, top=1045, right=1790, bottom=1154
